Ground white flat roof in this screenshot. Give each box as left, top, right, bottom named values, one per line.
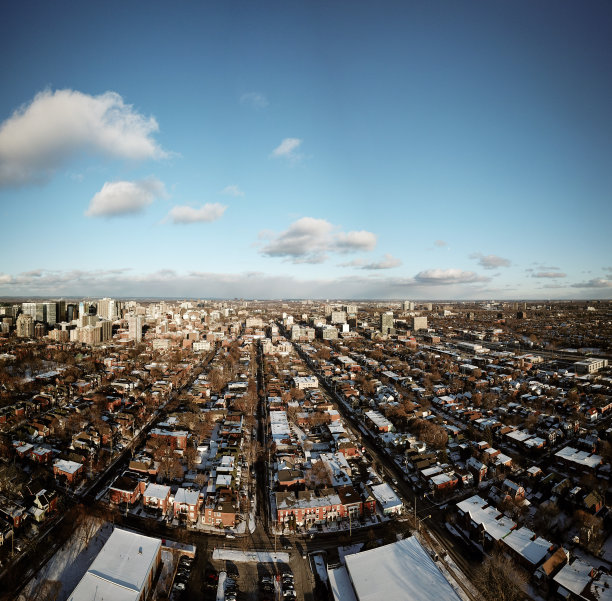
left=345, top=537, right=461, bottom=601
left=68, top=528, right=161, bottom=601
left=54, top=459, right=82, bottom=474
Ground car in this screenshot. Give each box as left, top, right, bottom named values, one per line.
left=173, top=582, right=186, bottom=591
left=282, top=543, right=291, bottom=550
left=225, top=593, right=237, bottom=601
left=260, top=576, right=273, bottom=584
left=260, top=583, right=274, bottom=593
left=283, top=591, right=296, bottom=599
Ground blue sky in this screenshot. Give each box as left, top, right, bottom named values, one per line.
left=0, top=1, right=611, bottom=299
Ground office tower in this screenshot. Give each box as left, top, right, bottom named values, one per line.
left=44, top=302, right=57, bottom=325
left=16, top=314, right=34, bottom=338
left=403, top=301, right=415, bottom=311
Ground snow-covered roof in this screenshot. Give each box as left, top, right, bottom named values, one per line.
left=174, top=488, right=199, bottom=506
left=370, top=483, right=402, bottom=511
left=553, top=559, right=593, bottom=596
left=344, top=536, right=461, bottom=601
left=68, top=528, right=161, bottom=601
left=143, top=483, right=170, bottom=500
left=555, top=446, right=602, bottom=469
left=53, top=459, right=82, bottom=474
left=502, top=527, right=552, bottom=566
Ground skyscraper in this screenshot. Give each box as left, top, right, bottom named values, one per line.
left=16, top=314, right=34, bottom=338
left=380, top=311, right=394, bottom=335
left=128, top=315, right=143, bottom=342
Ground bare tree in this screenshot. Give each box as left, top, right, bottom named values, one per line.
left=474, top=551, right=528, bottom=601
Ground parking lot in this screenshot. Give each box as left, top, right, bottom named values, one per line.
left=202, top=550, right=315, bottom=601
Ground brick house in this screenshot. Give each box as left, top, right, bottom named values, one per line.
left=109, top=474, right=145, bottom=506
left=143, top=483, right=171, bottom=514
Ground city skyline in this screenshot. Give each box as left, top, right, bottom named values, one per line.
left=1, top=1, right=611, bottom=300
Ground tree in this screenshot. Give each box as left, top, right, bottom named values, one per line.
left=474, top=550, right=528, bottom=601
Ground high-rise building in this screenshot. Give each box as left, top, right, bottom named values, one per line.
left=380, top=311, right=394, bottom=335
left=403, top=301, right=415, bottom=311
left=412, top=316, right=428, bottom=331
left=16, top=314, right=34, bottom=338
left=128, top=315, right=143, bottom=342
left=331, top=311, right=347, bottom=324
left=97, top=298, right=117, bottom=321
left=44, top=302, right=57, bottom=325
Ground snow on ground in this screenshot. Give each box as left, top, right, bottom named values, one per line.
left=311, top=553, right=328, bottom=583
left=212, top=549, right=290, bottom=563
left=338, top=543, right=364, bottom=565
left=156, top=548, right=176, bottom=597
left=18, top=519, right=111, bottom=601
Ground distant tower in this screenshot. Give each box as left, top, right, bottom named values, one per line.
left=128, top=315, right=143, bottom=342
left=16, top=314, right=34, bottom=338
left=380, top=311, right=394, bottom=335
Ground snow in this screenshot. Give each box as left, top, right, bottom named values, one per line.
left=212, top=549, right=290, bottom=563
left=328, top=566, right=358, bottom=601
left=19, top=519, right=111, bottom=601
left=344, top=536, right=462, bottom=601
left=54, top=459, right=82, bottom=474
left=338, top=543, right=364, bottom=565
left=312, top=553, right=328, bottom=583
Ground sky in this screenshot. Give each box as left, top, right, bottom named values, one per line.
left=0, top=1, right=611, bottom=300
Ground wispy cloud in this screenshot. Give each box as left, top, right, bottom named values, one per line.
left=240, top=92, right=269, bottom=109
left=85, top=177, right=166, bottom=217
left=531, top=271, right=566, bottom=279
left=260, top=217, right=377, bottom=263
left=414, top=269, right=490, bottom=285
left=166, top=203, right=227, bottom=224
left=470, top=252, right=511, bottom=270
left=0, top=89, right=167, bottom=187
left=271, top=138, right=302, bottom=161
left=221, top=184, right=244, bottom=197
left=359, top=254, right=402, bottom=270
left=571, top=278, right=612, bottom=288
left=434, top=240, right=447, bottom=248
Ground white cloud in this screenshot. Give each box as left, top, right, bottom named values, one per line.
left=360, top=254, right=402, bottom=270
left=0, top=89, right=167, bottom=187
left=0, top=273, right=12, bottom=284
left=532, top=271, right=566, bottom=279
left=85, top=177, right=166, bottom=217
left=335, top=230, right=377, bottom=253
left=221, top=184, right=244, bottom=197
left=271, top=138, right=302, bottom=160
left=240, top=92, right=269, bottom=109
left=470, top=253, right=511, bottom=270
left=260, top=217, right=377, bottom=263
left=167, top=203, right=227, bottom=224
left=414, top=269, right=490, bottom=285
